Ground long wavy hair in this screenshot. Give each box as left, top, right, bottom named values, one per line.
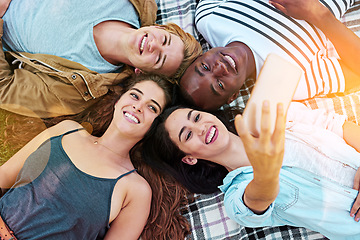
left=141, top=105, right=239, bottom=194
left=2, top=74, right=192, bottom=239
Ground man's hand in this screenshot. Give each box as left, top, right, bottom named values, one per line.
left=269, top=0, right=328, bottom=24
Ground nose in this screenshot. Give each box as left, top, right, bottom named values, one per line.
left=148, top=39, right=161, bottom=53
left=132, top=103, right=143, bottom=113
left=194, top=124, right=206, bottom=136
left=213, top=60, right=228, bottom=77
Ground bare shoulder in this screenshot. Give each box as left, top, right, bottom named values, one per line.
left=127, top=172, right=152, bottom=198
left=50, top=120, right=83, bottom=131
left=31, top=120, right=85, bottom=145
left=46, top=120, right=84, bottom=136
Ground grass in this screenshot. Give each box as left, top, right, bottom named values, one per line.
left=0, top=109, right=19, bottom=165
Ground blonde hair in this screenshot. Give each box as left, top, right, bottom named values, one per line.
left=160, top=23, right=202, bottom=83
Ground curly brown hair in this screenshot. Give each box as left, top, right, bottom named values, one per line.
left=1, top=73, right=192, bottom=239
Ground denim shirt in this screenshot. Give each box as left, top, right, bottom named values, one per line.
left=219, top=120, right=360, bottom=240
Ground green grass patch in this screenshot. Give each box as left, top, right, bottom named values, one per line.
left=0, top=109, right=18, bottom=165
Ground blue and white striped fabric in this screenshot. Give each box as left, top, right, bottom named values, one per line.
left=195, top=0, right=352, bottom=102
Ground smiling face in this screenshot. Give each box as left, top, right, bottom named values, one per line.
left=165, top=108, right=230, bottom=160
left=128, top=26, right=184, bottom=76
left=180, top=45, right=253, bottom=110
left=113, top=80, right=166, bottom=140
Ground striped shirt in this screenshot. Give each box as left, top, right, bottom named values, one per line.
left=195, top=0, right=354, bottom=101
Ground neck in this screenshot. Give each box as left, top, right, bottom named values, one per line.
left=93, top=21, right=135, bottom=66
left=96, top=124, right=139, bottom=160
left=211, top=132, right=250, bottom=172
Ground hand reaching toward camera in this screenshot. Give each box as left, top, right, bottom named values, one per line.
left=234, top=101, right=286, bottom=214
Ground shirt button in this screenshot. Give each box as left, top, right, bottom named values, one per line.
left=71, top=74, right=77, bottom=79
left=84, top=92, right=89, bottom=96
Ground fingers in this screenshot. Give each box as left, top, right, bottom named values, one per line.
left=351, top=194, right=360, bottom=221
left=235, top=114, right=252, bottom=144
left=272, top=103, right=286, bottom=143
left=350, top=168, right=360, bottom=221
left=269, top=0, right=287, bottom=14
left=259, top=100, right=272, bottom=144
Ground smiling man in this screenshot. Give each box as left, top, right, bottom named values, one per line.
left=179, top=0, right=360, bottom=111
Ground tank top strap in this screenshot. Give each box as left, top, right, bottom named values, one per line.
left=116, top=169, right=137, bottom=180
left=62, top=128, right=85, bottom=137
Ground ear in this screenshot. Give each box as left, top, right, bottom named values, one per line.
left=181, top=155, right=198, bottom=165
left=134, top=68, right=143, bottom=75
left=227, top=91, right=240, bottom=104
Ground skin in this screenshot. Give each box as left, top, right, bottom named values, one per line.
left=166, top=102, right=360, bottom=220
left=0, top=0, right=10, bottom=17
left=1, top=1, right=185, bottom=77
left=0, top=80, right=167, bottom=240
left=180, top=42, right=255, bottom=110
left=165, top=102, right=284, bottom=213
left=180, top=0, right=360, bottom=110
left=94, top=21, right=185, bottom=76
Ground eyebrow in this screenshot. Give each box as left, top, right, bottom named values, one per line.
left=210, top=84, right=221, bottom=96
left=178, top=109, right=194, bottom=142
left=194, top=65, right=205, bottom=77
left=131, top=87, right=162, bottom=112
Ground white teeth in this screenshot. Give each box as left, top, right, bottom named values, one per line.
left=140, top=35, right=147, bottom=53
left=125, top=112, right=139, bottom=123
left=206, top=127, right=216, bottom=144
left=224, top=55, right=236, bottom=70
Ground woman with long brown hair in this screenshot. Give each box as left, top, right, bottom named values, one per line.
left=0, top=74, right=190, bottom=239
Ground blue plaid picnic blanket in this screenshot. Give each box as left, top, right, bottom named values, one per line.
left=156, top=0, right=360, bottom=239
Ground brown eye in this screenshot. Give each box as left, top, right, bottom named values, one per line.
left=194, top=114, right=200, bottom=122
left=202, top=63, right=209, bottom=71
left=185, top=131, right=192, bottom=141
left=130, top=93, right=139, bottom=100
left=217, top=80, right=224, bottom=90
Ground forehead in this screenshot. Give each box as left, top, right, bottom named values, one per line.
left=165, top=108, right=189, bottom=136
left=180, top=63, right=229, bottom=110
left=130, top=81, right=166, bottom=105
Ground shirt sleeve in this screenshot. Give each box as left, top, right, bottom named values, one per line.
left=219, top=167, right=277, bottom=227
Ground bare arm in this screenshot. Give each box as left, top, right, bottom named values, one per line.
left=0, top=0, right=10, bottom=17
left=0, top=120, right=80, bottom=193
left=235, top=101, right=286, bottom=214
left=343, top=121, right=360, bottom=153
left=270, top=0, right=360, bottom=87
left=104, top=179, right=152, bottom=240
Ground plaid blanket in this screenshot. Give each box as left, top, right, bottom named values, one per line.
left=156, top=0, right=360, bottom=239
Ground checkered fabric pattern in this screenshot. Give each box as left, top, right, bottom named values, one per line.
left=156, top=0, right=360, bottom=239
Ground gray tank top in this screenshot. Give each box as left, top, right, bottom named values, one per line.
left=0, top=129, right=136, bottom=239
